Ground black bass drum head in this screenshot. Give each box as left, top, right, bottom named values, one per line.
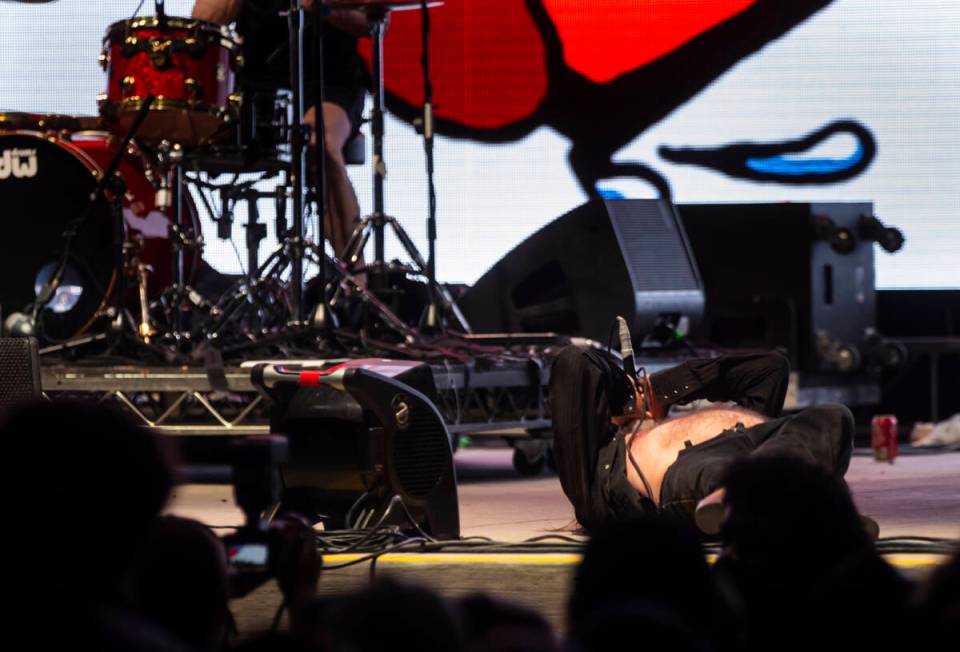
left=0, top=132, right=116, bottom=341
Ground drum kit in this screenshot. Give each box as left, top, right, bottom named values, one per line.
left=0, top=0, right=467, bottom=361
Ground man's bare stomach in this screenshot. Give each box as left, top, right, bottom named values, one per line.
left=625, top=406, right=768, bottom=505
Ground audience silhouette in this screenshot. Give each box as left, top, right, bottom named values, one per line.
left=568, top=515, right=737, bottom=651
left=3, top=398, right=953, bottom=651
left=4, top=400, right=184, bottom=650
left=130, top=516, right=233, bottom=652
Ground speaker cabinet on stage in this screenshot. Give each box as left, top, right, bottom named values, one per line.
left=0, top=337, right=41, bottom=413
left=677, top=202, right=879, bottom=373
left=458, top=199, right=704, bottom=342
left=253, top=364, right=459, bottom=539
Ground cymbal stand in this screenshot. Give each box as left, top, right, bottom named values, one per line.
left=339, top=7, right=470, bottom=332
left=308, top=0, right=332, bottom=330
left=285, top=0, right=308, bottom=326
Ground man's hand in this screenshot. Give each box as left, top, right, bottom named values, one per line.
left=632, top=370, right=668, bottom=421
left=610, top=371, right=667, bottom=428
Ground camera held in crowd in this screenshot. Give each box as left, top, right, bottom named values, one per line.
left=220, top=435, right=303, bottom=597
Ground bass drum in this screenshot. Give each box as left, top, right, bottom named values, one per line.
left=0, top=123, right=199, bottom=342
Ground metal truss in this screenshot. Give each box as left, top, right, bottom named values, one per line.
left=41, top=366, right=270, bottom=436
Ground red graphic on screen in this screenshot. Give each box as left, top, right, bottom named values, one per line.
left=361, top=0, right=843, bottom=197
left=541, top=0, right=756, bottom=83
left=361, top=1, right=549, bottom=130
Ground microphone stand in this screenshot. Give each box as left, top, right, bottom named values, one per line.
left=310, top=0, right=333, bottom=330
left=414, top=0, right=470, bottom=334
left=288, top=0, right=307, bottom=325
left=418, top=0, right=440, bottom=332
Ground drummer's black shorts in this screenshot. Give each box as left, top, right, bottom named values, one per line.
left=319, top=84, right=366, bottom=134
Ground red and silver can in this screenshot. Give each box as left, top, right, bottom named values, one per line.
left=871, top=414, right=898, bottom=463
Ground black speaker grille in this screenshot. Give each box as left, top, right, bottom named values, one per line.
left=0, top=338, right=41, bottom=409
left=606, top=200, right=699, bottom=292
left=392, top=404, right=448, bottom=499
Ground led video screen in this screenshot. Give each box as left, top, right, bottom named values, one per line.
left=2, top=0, right=958, bottom=288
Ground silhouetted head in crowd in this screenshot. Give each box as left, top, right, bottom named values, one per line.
left=2, top=400, right=174, bottom=599
left=457, top=593, right=558, bottom=652
left=715, top=453, right=911, bottom=651
left=569, top=600, right=714, bottom=652
left=720, top=452, right=870, bottom=569
left=130, top=516, right=232, bottom=652
left=568, top=516, right=729, bottom=648
left=325, top=578, right=463, bottom=652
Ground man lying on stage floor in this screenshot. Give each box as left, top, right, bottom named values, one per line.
left=549, top=345, right=862, bottom=535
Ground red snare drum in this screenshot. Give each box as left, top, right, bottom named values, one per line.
left=100, top=16, right=243, bottom=146
left=0, top=122, right=198, bottom=340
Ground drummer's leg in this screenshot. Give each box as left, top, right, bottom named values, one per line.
left=304, top=102, right=361, bottom=259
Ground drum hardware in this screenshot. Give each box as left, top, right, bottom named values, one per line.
left=201, top=185, right=316, bottom=346
left=29, top=99, right=156, bottom=332
left=0, top=114, right=199, bottom=349
left=323, top=0, right=469, bottom=334
left=119, top=238, right=156, bottom=343
left=9, top=98, right=179, bottom=359
left=200, top=0, right=330, bottom=341
left=190, top=89, right=291, bottom=175
left=282, top=0, right=313, bottom=328
left=5, top=2, right=473, bottom=357
left=127, top=244, right=157, bottom=343
left=190, top=1, right=464, bottom=350
left=152, top=139, right=211, bottom=347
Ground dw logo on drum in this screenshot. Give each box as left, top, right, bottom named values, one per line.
left=0, top=149, right=38, bottom=180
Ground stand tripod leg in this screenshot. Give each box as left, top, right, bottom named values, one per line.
left=341, top=217, right=372, bottom=270
left=383, top=216, right=471, bottom=332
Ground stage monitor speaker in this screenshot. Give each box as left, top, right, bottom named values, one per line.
left=677, top=202, right=896, bottom=374
left=0, top=337, right=42, bottom=413
left=253, top=364, right=459, bottom=539
left=457, top=199, right=704, bottom=343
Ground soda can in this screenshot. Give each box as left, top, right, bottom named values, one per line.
left=871, top=414, right=898, bottom=464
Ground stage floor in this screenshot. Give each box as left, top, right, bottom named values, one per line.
left=170, top=445, right=960, bottom=540
left=168, top=446, right=959, bottom=636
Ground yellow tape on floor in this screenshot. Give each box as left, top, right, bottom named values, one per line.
left=322, top=552, right=947, bottom=568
